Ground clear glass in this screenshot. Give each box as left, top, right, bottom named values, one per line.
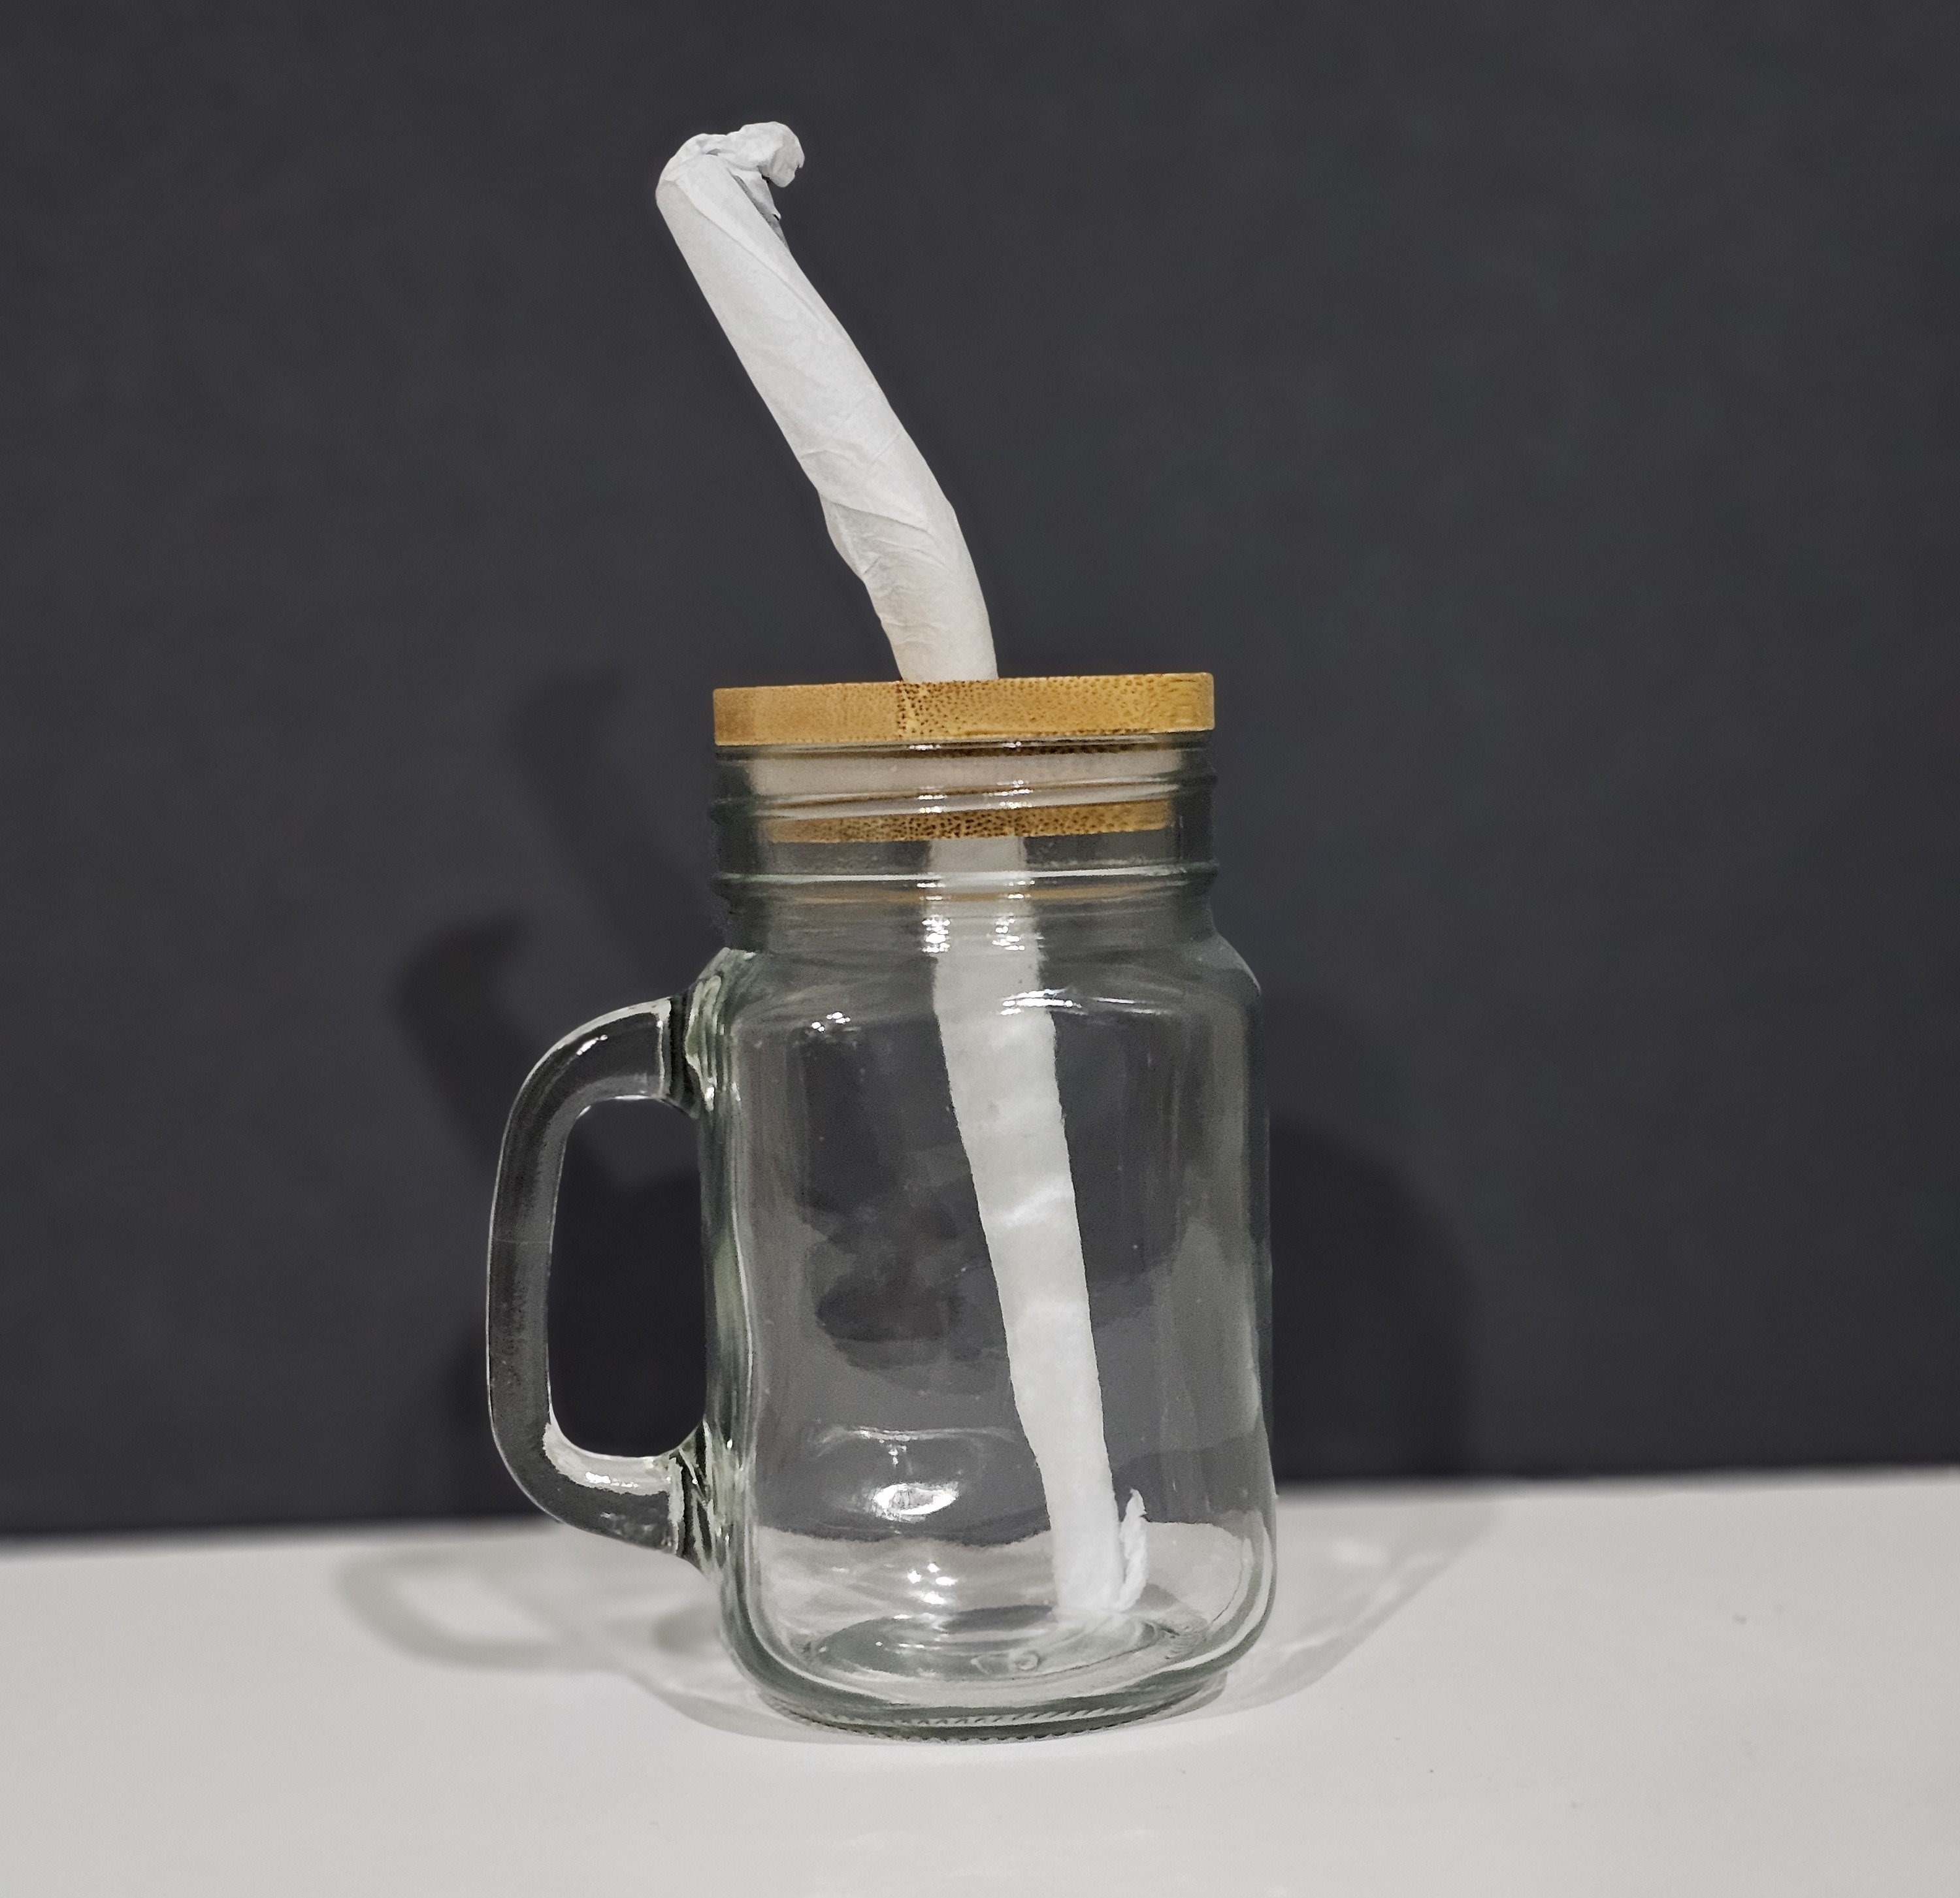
left=488, top=732, right=1274, bottom=1737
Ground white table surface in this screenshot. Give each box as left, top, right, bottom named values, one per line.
left=2, top=1473, right=1954, bottom=1895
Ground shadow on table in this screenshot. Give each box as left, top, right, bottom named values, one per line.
left=1195, top=1488, right=1493, bottom=1721
left=337, top=1488, right=1492, bottom=1744
left=338, top=1526, right=825, bottom=1743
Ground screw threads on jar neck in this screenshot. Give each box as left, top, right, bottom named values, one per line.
left=709, top=734, right=1217, bottom=947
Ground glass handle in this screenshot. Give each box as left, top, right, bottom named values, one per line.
left=485, top=997, right=711, bottom=1565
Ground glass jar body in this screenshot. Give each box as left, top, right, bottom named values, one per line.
left=487, top=724, right=1275, bottom=1738
left=689, top=869, right=1273, bottom=1735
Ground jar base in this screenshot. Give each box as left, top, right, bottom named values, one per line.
left=812, top=1601, right=1169, bottom=1682
left=761, top=1675, right=1209, bottom=1742
left=761, top=1601, right=1217, bottom=1740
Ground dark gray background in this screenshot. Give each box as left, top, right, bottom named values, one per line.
left=5, top=1, right=1956, bottom=1533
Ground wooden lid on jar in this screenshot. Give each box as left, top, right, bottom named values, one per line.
left=713, top=672, right=1213, bottom=747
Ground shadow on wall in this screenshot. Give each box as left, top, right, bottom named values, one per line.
left=502, top=666, right=711, bottom=973
left=391, top=670, right=713, bottom=1517
left=1263, top=996, right=1473, bottom=1482
left=391, top=676, right=1475, bottom=1514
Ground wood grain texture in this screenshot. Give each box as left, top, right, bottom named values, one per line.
left=714, top=674, right=1214, bottom=746
left=764, top=797, right=1174, bottom=842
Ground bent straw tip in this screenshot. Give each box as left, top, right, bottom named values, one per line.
left=657, top=121, right=804, bottom=195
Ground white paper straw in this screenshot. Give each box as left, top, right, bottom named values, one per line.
left=655, top=124, right=1139, bottom=1618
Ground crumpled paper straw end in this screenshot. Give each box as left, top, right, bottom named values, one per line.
left=657, top=121, right=804, bottom=198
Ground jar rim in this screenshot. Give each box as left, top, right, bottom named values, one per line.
left=711, top=672, right=1213, bottom=748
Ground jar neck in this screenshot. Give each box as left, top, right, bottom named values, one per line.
left=710, top=734, right=1217, bottom=953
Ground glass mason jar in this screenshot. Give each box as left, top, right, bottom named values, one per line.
left=488, top=673, right=1274, bottom=1737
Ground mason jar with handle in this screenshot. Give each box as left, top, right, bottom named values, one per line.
left=487, top=672, right=1275, bottom=1737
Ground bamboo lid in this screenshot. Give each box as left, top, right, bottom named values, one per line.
left=713, top=672, right=1213, bottom=747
